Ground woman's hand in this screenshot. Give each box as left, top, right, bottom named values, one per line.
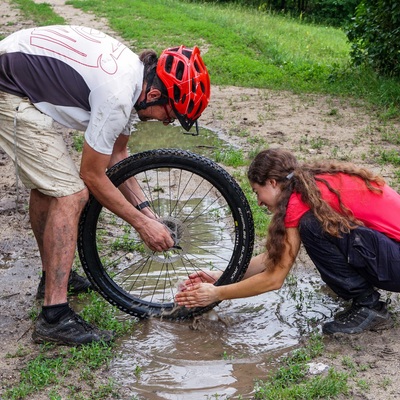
left=175, top=282, right=220, bottom=308
left=181, top=270, right=222, bottom=287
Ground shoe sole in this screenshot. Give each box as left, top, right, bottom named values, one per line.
left=32, top=332, right=81, bottom=346
left=32, top=331, right=114, bottom=346
left=323, top=317, right=394, bottom=335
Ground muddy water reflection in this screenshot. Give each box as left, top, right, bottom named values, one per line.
left=112, top=266, right=338, bottom=399
left=128, top=120, right=223, bottom=155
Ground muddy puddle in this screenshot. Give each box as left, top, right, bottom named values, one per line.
left=127, top=120, right=226, bottom=156
left=99, top=122, right=340, bottom=399
left=111, top=265, right=337, bottom=399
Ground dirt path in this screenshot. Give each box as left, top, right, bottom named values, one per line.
left=1, top=1, right=400, bottom=399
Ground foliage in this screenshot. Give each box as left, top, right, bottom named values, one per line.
left=347, top=0, right=400, bottom=77
left=308, top=0, right=360, bottom=26
left=72, top=131, right=84, bottom=152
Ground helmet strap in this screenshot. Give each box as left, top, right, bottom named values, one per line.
left=134, top=97, right=168, bottom=111
left=183, top=120, right=200, bottom=136
left=135, top=68, right=169, bottom=111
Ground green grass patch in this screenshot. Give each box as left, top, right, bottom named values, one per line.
left=213, top=146, right=247, bottom=167
left=72, top=131, right=85, bottom=152
left=379, top=149, right=400, bottom=167
left=254, top=333, right=349, bottom=399
left=10, top=0, right=65, bottom=25
left=233, top=170, right=271, bottom=238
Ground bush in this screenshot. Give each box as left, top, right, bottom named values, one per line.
left=347, top=0, right=400, bottom=77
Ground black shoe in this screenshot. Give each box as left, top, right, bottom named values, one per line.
left=36, top=270, right=93, bottom=300
left=32, top=308, right=115, bottom=346
left=322, top=301, right=393, bottom=335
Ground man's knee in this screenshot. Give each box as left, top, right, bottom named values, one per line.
left=75, top=187, right=89, bottom=212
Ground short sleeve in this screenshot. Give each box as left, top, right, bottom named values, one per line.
left=284, top=193, right=310, bottom=228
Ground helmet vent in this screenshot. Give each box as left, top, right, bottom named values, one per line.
left=191, top=78, right=196, bottom=93
left=200, top=81, right=205, bottom=93
left=165, top=55, right=174, bottom=73
left=182, top=49, right=193, bottom=59
left=188, top=99, right=194, bottom=113
left=173, top=85, right=181, bottom=102
left=194, top=61, right=201, bottom=73
left=176, top=61, right=185, bottom=80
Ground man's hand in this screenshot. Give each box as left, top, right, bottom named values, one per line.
left=175, top=282, right=220, bottom=308
left=136, top=218, right=174, bottom=252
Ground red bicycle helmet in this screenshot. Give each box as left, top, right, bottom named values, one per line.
left=157, top=45, right=211, bottom=131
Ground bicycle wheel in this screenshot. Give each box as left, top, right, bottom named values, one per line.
left=78, top=148, right=254, bottom=319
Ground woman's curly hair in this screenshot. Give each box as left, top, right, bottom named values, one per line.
left=247, top=148, right=385, bottom=266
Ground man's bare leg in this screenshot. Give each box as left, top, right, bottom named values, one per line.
left=29, top=188, right=88, bottom=306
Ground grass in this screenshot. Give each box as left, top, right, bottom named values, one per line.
left=9, top=0, right=65, bottom=25
left=213, top=146, right=247, bottom=167
left=254, top=332, right=349, bottom=399
left=64, top=0, right=400, bottom=119
left=234, top=170, right=271, bottom=238
left=72, top=131, right=85, bottom=152
left=6, top=0, right=399, bottom=117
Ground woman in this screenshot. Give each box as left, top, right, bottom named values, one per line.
left=175, top=148, right=400, bottom=334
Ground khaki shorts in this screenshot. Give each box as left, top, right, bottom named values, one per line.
left=0, top=92, right=86, bottom=197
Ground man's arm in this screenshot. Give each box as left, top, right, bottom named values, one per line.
left=80, top=139, right=173, bottom=252
left=107, top=134, right=157, bottom=219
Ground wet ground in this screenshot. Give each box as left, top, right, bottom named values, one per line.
left=111, top=262, right=338, bottom=399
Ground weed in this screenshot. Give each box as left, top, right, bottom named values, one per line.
left=310, top=136, right=328, bottom=150
left=254, top=332, right=348, bottom=398
left=379, top=149, right=400, bottom=166
left=381, top=126, right=400, bottom=145
left=356, top=379, right=370, bottom=391
left=327, top=108, right=339, bottom=116
left=222, top=350, right=233, bottom=360
left=72, top=132, right=85, bottom=152
left=213, top=147, right=247, bottom=167
left=134, top=365, right=142, bottom=378
left=379, top=377, right=392, bottom=390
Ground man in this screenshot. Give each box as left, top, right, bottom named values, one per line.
left=0, top=25, right=210, bottom=346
